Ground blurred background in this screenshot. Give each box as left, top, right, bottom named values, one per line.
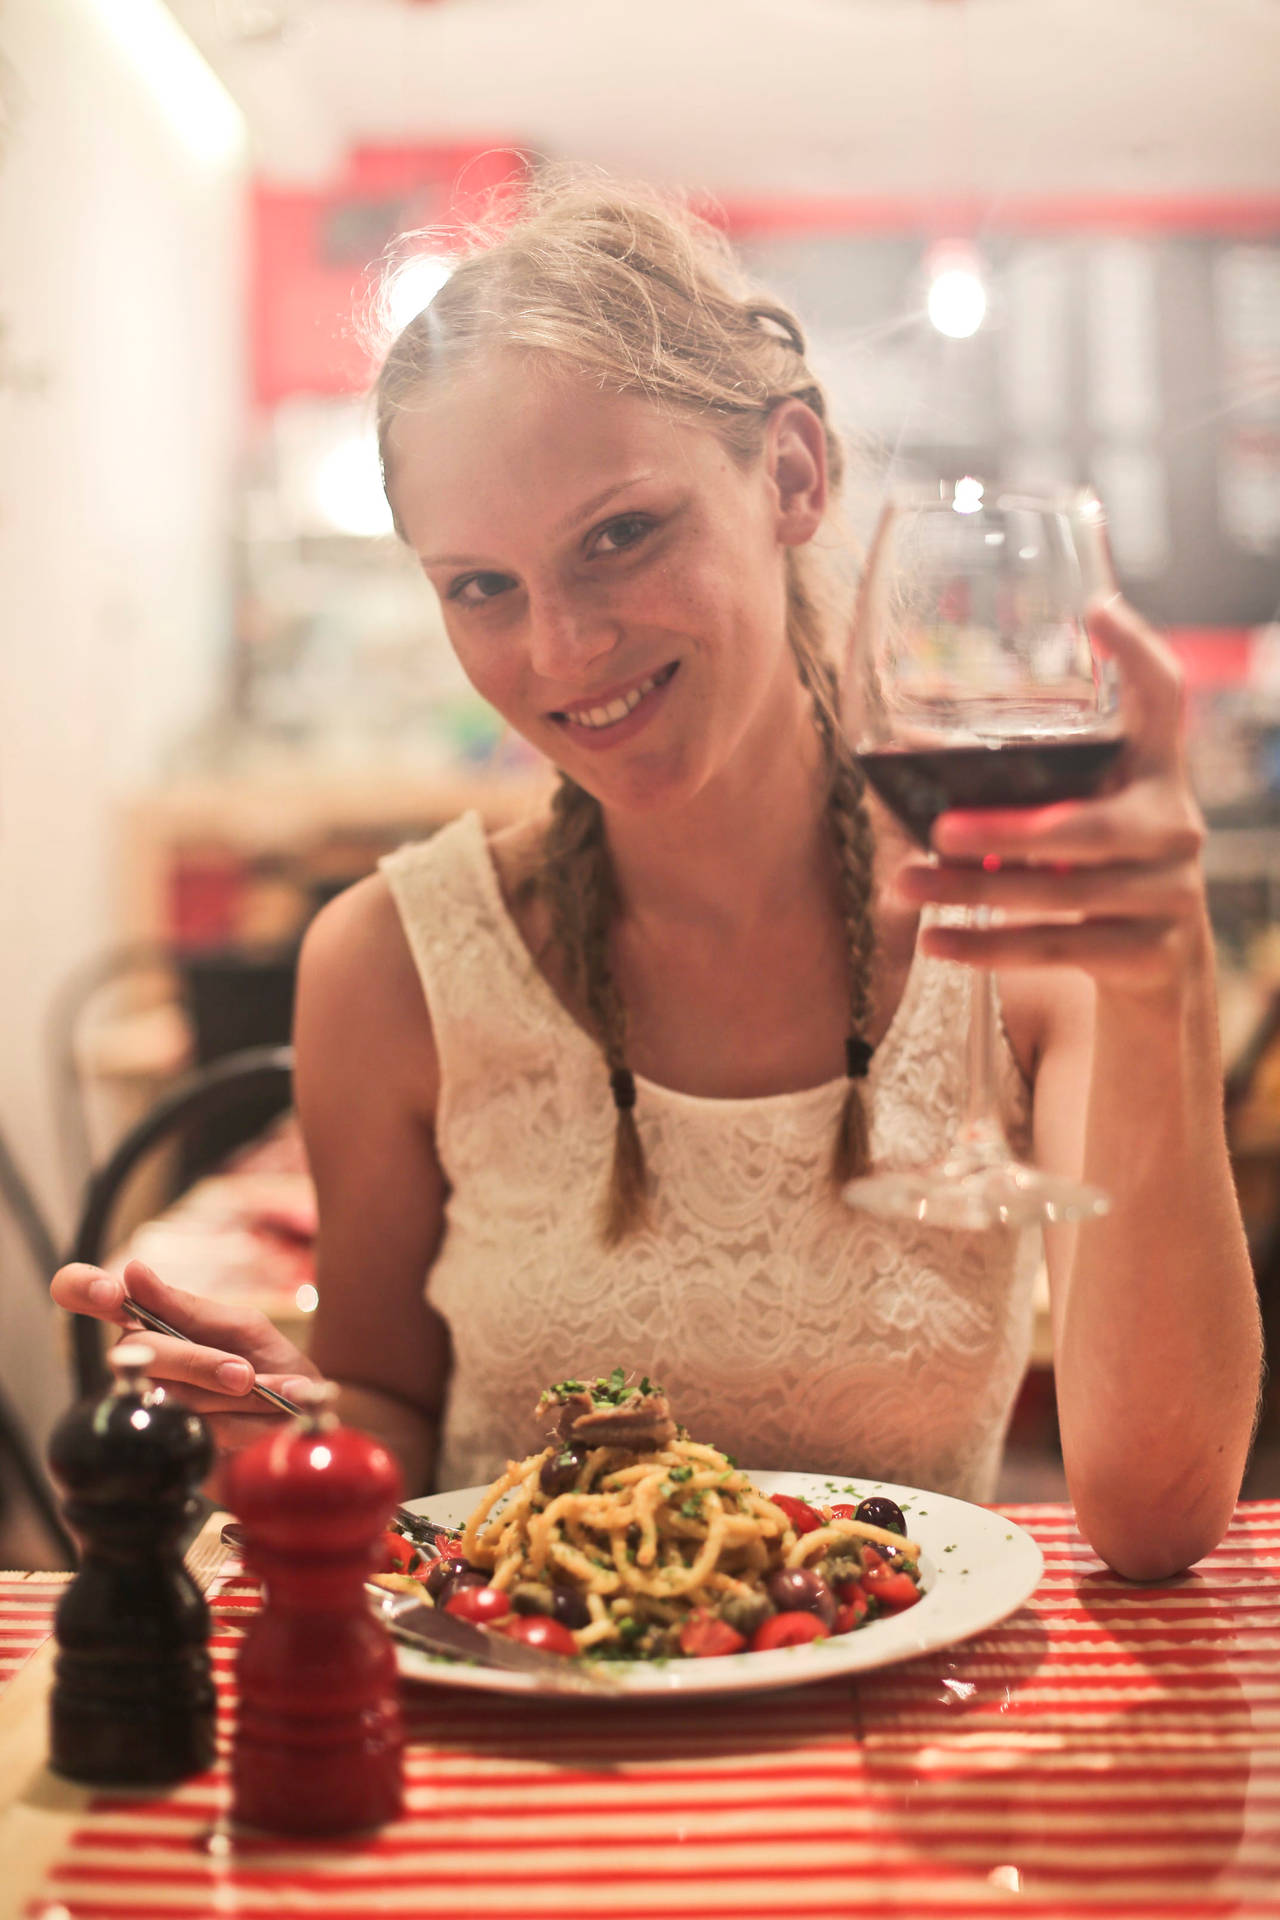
left=2, top=0, right=1279, bottom=1557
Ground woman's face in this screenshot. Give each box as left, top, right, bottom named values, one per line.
left=386, top=351, right=825, bottom=816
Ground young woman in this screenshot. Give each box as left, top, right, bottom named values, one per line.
left=54, top=177, right=1261, bottom=1581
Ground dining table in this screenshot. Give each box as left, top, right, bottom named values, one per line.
left=0, top=1496, right=1277, bottom=1919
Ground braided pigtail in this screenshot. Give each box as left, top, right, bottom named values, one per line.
left=543, top=774, right=652, bottom=1244
left=785, top=555, right=879, bottom=1186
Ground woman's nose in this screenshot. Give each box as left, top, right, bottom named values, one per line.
left=525, top=585, right=617, bottom=680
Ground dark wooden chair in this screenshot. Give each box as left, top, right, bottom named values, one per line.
left=0, top=1127, right=77, bottom=1564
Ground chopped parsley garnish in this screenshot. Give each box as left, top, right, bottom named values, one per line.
left=668, top=1465, right=693, bottom=1483
left=544, top=1366, right=665, bottom=1407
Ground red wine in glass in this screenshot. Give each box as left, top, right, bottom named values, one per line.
left=859, top=735, right=1127, bottom=850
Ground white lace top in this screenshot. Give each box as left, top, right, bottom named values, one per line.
left=381, top=813, right=1040, bottom=1504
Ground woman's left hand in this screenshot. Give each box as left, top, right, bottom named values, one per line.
left=893, top=595, right=1211, bottom=998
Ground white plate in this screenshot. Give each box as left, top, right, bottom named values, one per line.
left=394, top=1471, right=1044, bottom=1698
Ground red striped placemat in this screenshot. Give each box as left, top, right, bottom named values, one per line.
left=18, top=1502, right=1280, bottom=1919
left=0, top=1577, right=68, bottom=1693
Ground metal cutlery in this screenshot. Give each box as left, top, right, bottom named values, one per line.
left=121, top=1295, right=453, bottom=1548
left=216, top=1521, right=615, bottom=1688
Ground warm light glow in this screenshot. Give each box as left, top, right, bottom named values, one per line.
left=294, top=1283, right=319, bottom=1314
left=953, top=476, right=985, bottom=514
left=80, top=0, right=247, bottom=167
left=386, top=255, right=455, bottom=333
left=309, top=1445, right=333, bottom=1470
left=312, top=436, right=395, bottom=538
left=926, top=243, right=987, bottom=339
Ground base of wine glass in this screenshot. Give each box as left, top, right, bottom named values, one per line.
left=843, top=1155, right=1110, bottom=1231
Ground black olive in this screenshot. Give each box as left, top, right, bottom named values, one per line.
left=539, top=1446, right=587, bottom=1498
left=548, top=1586, right=591, bottom=1631
left=763, top=1566, right=836, bottom=1628
left=426, top=1561, right=487, bottom=1605
left=855, top=1495, right=906, bottom=1536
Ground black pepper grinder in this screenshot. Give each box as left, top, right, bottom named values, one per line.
left=47, top=1340, right=216, bottom=1786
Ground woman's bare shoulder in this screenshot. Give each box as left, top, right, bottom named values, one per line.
left=295, top=871, right=438, bottom=1110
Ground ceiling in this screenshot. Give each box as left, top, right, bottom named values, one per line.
left=169, top=0, right=1280, bottom=199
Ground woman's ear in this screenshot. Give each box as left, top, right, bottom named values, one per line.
left=767, top=398, right=828, bottom=546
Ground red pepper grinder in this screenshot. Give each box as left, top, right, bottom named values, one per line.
left=225, top=1381, right=405, bottom=1835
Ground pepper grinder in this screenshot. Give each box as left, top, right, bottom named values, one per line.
left=226, top=1380, right=404, bottom=1835
left=47, top=1340, right=215, bottom=1786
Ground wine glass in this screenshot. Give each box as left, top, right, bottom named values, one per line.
left=841, top=479, right=1123, bottom=1230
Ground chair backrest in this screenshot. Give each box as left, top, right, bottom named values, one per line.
left=0, top=1126, right=77, bottom=1564
left=67, top=1045, right=295, bottom=1399
left=47, top=940, right=300, bottom=1208
left=0, top=1127, right=61, bottom=1287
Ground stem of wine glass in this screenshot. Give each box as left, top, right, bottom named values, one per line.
left=950, top=910, right=1014, bottom=1171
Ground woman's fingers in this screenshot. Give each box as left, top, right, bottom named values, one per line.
left=897, top=853, right=1203, bottom=920
left=119, top=1259, right=296, bottom=1368
left=53, top=1257, right=313, bottom=1379
left=52, top=1257, right=319, bottom=1418
left=158, top=1375, right=318, bottom=1418
left=51, top=1263, right=129, bottom=1319
left=105, top=1326, right=258, bottom=1399
left=932, top=782, right=1203, bottom=869
left=1086, top=594, right=1188, bottom=772
left=920, top=913, right=1193, bottom=989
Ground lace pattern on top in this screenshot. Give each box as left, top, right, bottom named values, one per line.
left=381, top=813, right=1039, bottom=1504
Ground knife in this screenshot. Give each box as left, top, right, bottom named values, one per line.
left=366, top=1583, right=620, bottom=1693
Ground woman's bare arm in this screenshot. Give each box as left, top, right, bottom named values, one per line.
left=899, top=598, right=1263, bottom=1580
left=1027, top=960, right=1259, bottom=1581
left=292, top=873, right=451, bottom=1497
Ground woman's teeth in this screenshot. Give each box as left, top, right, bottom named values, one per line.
left=561, top=666, right=672, bottom=731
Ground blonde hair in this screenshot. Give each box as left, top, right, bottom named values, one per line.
left=376, top=170, right=877, bottom=1243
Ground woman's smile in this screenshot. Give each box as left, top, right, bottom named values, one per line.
left=550, top=661, right=680, bottom=747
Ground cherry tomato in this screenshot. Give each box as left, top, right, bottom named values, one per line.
left=769, top=1494, right=824, bottom=1535
left=860, top=1560, right=921, bottom=1611
left=826, top=1504, right=858, bottom=1521
left=432, top=1535, right=466, bottom=1560
left=382, top=1530, right=423, bottom=1575
left=496, top=1615, right=578, bottom=1657
left=444, top=1585, right=512, bottom=1625
left=833, top=1587, right=870, bottom=1634
left=749, top=1610, right=829, bottom=1652
left=678, top=1613, right=747, bottom=1658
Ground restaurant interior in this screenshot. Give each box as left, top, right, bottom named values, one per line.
left=3, top=0, right=1280, bottom=1568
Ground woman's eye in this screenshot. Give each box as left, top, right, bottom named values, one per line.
left=447, top=571, right=515, bottom=608
left=589, top=513, right=655, bottom=557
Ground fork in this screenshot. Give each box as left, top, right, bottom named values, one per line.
left=120, top=1293, right=455, bottom=1549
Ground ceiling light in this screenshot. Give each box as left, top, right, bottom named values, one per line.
left=952, top=476, right=985, bottom=514
left=925, top=242, right=987, bottom=339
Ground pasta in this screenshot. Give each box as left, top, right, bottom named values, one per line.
left=399, top=1371, right=926, bottom=1661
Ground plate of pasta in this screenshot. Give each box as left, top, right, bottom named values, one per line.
left=380, top=1372, right=1044, bottom=1697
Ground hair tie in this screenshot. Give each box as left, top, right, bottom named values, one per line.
left=610, top=1067, right=638, bottom=1112
left=845, top=1036, right=873, bottom=1080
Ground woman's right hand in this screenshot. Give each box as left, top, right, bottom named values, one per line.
left=51, top=1256, right=322, bottom=1463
